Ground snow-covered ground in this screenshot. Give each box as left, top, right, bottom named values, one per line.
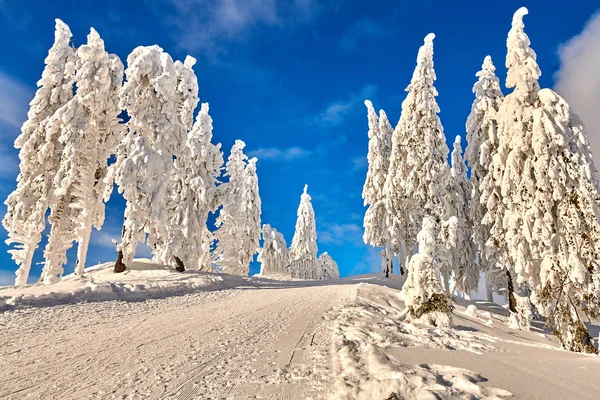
left=0, top=264, right=599, bottom=399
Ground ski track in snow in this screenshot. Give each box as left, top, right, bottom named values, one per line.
left=0, top=282, right=356, bottom=399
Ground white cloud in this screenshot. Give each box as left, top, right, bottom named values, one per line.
left=0, top=71, right=31, bottom=130
left=339, top=19, right=392, bottom=52
left=310, top=85, right=377, bottom=127
left=351, top=155, right=367, bottom=171
left=144, top=0, right=321, bottom=52
left=319, top=223, right=362, bottom=246
left=248, top=146, right=311, bottom=161
left=0, top=72, right=32, bottom=178
left=91, top=229, right=153, bottom=259
left=554, top=10, right=600, bottom=158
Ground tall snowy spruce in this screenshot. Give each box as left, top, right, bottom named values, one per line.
left=112, top=45, right=183, bottom=273
left=530, top=89, right=600, bottom=353
left=389, top=34, right=454, bottom=323
left=258, top=224, right=290, bottom=276
left=362, top=100, right=394, bottom=277
left=167, top=103, right=223, bottom=272
left=214, top=142, right=261, bottom=276
left=151, top=56, right=200, bottom=271
left=465, top=55, right=505, bottom=302
left=3, top=19, right=77, bottom=286
left=289, top=185, right=319, bottom=279
left=446, top=136, right=478, bottom=298
left=40, top=28, right=124, bottom=282
left=486, top=7, right=542, bottom=322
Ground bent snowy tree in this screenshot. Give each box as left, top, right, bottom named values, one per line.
left=3, top=20, right=77, bottom=286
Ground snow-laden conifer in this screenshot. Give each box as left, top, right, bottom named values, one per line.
left=362, top=100, right=394, bottom=275
left=151, top=56, right=200, bottom=271
left=385, top=34, right=452, bottom=273
left=485, top=7, right=541, bottom=317
left=258, top=224, right=290, bottom=276
left=289, top=185, right=319, bottom=279
left=401, top=216, right=454, bottom=327
left=465, top=56, right=505, bottom=299
left=112, top=45, right=180, bottom=272
left=3, top=19, right=77, bottom=286
left=528, top=89, right=600, bottom=353
left=447, top=136, right=478, bottom=298
left=214, top=142, right=261, bottom=276
left=40, top=28, right=124, bottom=282
left=318, top=252, right=340, bottom=280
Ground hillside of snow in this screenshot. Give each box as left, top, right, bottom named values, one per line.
left=1, top=262, right=599, bottom=399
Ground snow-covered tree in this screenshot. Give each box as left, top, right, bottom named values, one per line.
left=318, top=252, right=340, bottom=280
left=258, top=224, right=290, bottom=276
left=362, top=100, right=394, bottom=276
left=446, top=136, right=478, bottom=298
left=151, top=56, right=200, bottom=271
left=485, top=7, right=542, bottom=316
left=3, top=19, right=77, bottom=286
left=214, top=142, right=261, bottom=276
left=289, top=185, right=319, bottom=279
left=39, top=28, right=124, bottom=282
left=528, top=89, right=600, bottom=353
left=401, top=216, right=454, bottom=327
left=112, top=45, right=181, bottom=273
left=385, top=33, right=452, bottom=276
left=465, top=55, right=505, bottom=301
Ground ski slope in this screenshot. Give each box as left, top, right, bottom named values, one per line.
left=0, top=264, right=599, bottom=399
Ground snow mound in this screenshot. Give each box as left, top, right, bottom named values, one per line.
left=0, top=259, right=251, bottom=311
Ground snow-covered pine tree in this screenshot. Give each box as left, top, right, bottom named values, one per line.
left=3, top=19, right=77, bottom=286
left=486, top=7, right=542, bottom=317
left=151, top=56, right=200, bottom=271
left=318, top=252, right=340, bottom=280
left=362, top=100, right=394, bottom=276
left=289, top=185, right=319, bottom=279
left=258, top=224, right=290, bottom=276
left=401, top=216, right=454, bottom=327
left=447, top=136, right=478, bottom=298
left=465, top=55, right=505, bottom=301
left=39, top=28, right=124, bottom=282
left=385, top=34, right=452, bottom=280
left=214, top=142, right=261, bottom=276
left=527, top=89, right=600, bottom=353
left=177, top=103, right=223, bottom=272
left=112, top=45, right=181, bottom=273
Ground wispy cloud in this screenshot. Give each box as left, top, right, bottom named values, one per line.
left=310, top=84, right=377, bottom=127
left=143, top=0, right=322, bottom=52
left=319, top=223, right=362, bottom=246
left=554, top=10, right=600, bottom=157
left=0, top=71, right=31, bottom=130
left=0, top=72, right=32, bottom=178
left=351, top=155, right=367, bottom=171
left=248, top=146, right=311, bottom=161
left=339, top=19, right=393, bottom=52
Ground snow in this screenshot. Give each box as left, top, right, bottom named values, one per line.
left=1, top=264, right=599, bottom=399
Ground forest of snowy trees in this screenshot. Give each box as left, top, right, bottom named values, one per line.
left=3, top=6, right=599, bottom=357
left=2, top=20, right=338, bottom=290
left=362, top=7, right=600, bottom=354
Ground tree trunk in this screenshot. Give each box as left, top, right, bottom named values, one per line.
left=506, top=269, right=517, bottom=313
left=486, top=286, right=494, bottom=302
left=75, top=216, right=93, bottom=276
left=114, top=225, right=127, bottom=273
left=174, top=256, right=185, bottom=272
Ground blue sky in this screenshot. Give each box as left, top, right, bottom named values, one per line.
left=0, top=0, right=599, bottom=284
